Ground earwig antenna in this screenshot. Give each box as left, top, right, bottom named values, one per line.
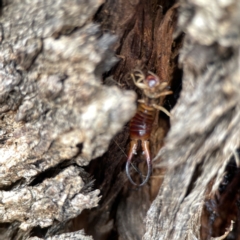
left=148, top=71, right=159, bottom=80
left=153, top=104, right=172, bottom=117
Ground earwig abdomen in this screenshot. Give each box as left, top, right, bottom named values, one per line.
left=129, top=103, right=156, bottom=141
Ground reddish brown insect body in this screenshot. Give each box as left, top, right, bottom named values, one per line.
left=126, top=70, right=172, bottom=186
left=129, top=103, right=156, bottom=140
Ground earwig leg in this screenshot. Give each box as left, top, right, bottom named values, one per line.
left=159, top=81, right=168, bottom=86
left=131, top=73, right=147, bottom=89
left=153, top=90, right=173, bottom=98
left=158, top=82, right=169, bottom=91
left=133, top=69, right=145, bottom=77
left=136, top=82, right=148, bottom=89
left=153, top=103, right=172, bottom=117
left=135, top=74, right=145, bottom=82
left=137, top=99, right=145, bottom=104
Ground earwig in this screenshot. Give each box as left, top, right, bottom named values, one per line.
left=126, top=70, right=172, bottom=186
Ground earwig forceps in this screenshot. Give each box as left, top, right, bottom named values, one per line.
left=125, top=139, right=152, bottom=186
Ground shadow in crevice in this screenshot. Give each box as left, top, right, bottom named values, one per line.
left=201, top=149, right=240, bottom=240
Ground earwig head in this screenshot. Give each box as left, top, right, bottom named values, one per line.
left=131, top=69, right=172, bottom=99
left=143, top=72, right=169, bottom=98
left=145, top=74, right=160, bottom=88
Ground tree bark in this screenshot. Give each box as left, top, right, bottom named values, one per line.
left=1, top=0, right=240, bottom=239
left=0, top=0, right=136, bottom=239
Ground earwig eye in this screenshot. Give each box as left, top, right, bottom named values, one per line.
left=145, top=75, right=159, bottom=88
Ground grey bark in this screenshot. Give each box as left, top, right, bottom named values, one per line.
left=144, top=0, right=240, bottom=239
left=0, top=0, right=136, bottom=239
left=29, top=230, right=93, bottom=240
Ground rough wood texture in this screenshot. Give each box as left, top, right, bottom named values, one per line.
left=2, top=0, right=239, bottom=239
left=29, top=230, right=93, bottom=240
left=144, top=0, right=240, bottom=239
left=0, top=166, right=100, bottom=231
left=81, top=1, right=182, bottom=240
left=0, top=0, right=136, bottom=239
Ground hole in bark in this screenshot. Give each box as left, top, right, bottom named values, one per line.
left=29, top=166, right=61, bottom=186
left=0, top=136, right=8, bottom=145
left=29, top=160, right=77, bottom=186
left=201, top=150, right=240, bottom=239
left=184, top=162, right=203, bottom=198
left=30, top=226, right=49, bottom=238
left=76, top=143, right=83, bottom=154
